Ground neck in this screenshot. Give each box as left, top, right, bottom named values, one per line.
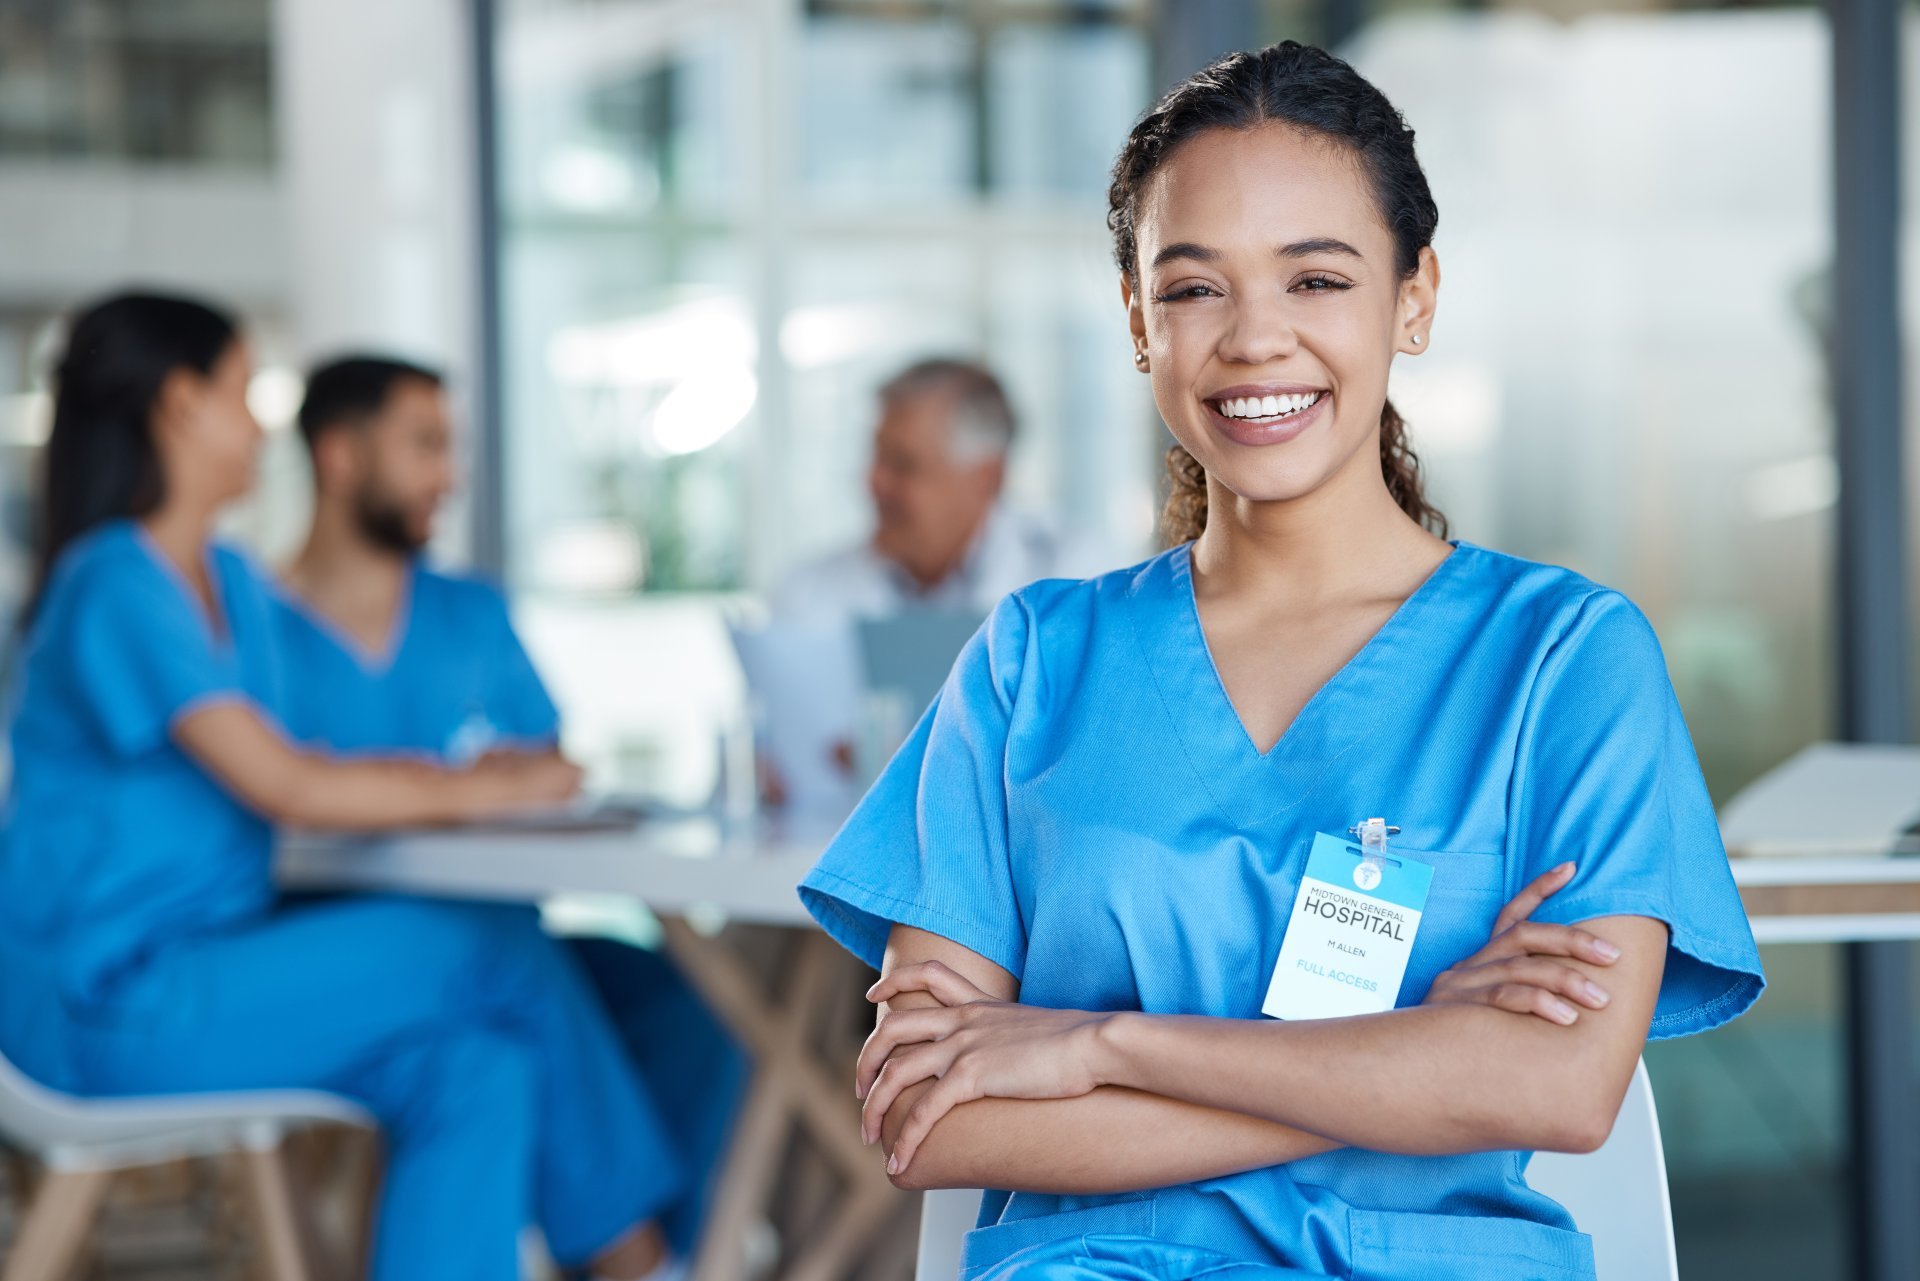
left=285, top=498, right=409, bottom=611
left=890, top=507, right=994, bottom=591
left=139, top=496, right=220, bottom=577
left=1189, top=445, right=1445, bottom=605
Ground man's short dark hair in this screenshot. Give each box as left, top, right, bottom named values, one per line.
left=297, top=355, right=444, bottom=453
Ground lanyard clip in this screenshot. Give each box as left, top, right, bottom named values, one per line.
left=1347, top=818, right=1401, bottom=868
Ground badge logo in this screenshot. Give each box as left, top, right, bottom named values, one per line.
left=1353, top=860, right=1383, bottom=892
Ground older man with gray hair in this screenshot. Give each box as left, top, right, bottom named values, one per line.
left=773, top=357, right=1098, bottom=619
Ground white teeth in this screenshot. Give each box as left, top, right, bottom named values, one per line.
left=1216, top=392, right=1322, bottom=421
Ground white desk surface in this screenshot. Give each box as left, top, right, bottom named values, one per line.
left=278, top=816, right=828, bottom=927
left=277, top=819, right=1920, bottom=946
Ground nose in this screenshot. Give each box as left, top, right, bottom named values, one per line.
left=1216, top=290, right=1300, bottom=366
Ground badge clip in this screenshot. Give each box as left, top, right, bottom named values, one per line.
left=1345, top=817, right=1402, bottom=870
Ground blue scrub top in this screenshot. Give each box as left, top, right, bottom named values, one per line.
left=0, top=521, right=286, bottom=1014
left=270, top=564, right=557, bottom=762
left=800, top=540, right=1764, bottom=1280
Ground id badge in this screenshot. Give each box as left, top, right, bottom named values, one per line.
left=1261, top=831, right=1433, bottom=1021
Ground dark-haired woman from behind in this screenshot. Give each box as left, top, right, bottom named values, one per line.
left=0, top=294, right=687, bottom=1281
left=798, top=42, right=1763, bottom=1279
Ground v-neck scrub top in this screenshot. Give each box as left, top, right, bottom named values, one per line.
left=800, top=540, right=1764, bottom=1280
left=271, top=563, right=558, bottom=762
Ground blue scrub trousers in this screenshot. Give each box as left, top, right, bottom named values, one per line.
left=65, top=896, right=683, bottom=1281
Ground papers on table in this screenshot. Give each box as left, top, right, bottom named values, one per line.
left=1718, top=742, right=1920, bottom=857
left=729, top=619, right=864, bottom=822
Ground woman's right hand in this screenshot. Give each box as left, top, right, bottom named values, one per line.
left=463, top=750, right=584, bottom=813
left=1422, top=862, right=1623, bottom=1026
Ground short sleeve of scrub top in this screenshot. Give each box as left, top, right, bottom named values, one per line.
left=1507, top=589, right=1762, bottom=1038
left=63, top=539, right=248, bottom=755
left=798, top=593, right=1028, bottom=979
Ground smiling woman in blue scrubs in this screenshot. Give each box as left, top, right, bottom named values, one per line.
left=0, top=294, right=687, bottom=1281
left=799, top=43, right=1764, bottom=1281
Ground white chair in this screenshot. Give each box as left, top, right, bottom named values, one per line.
left=914, top=1059, right=1677, bottom=1281
left=0, top=1046, right=375, bottom=1281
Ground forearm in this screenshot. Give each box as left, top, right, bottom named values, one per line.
left=880, top=1079, right=1338, bottom=1194
left=1091, top=916, right=1664, bottom=1156
left=273, top=756, right=481, bottom=830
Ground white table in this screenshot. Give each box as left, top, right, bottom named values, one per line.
left=1731, top=855, right=1920, bottom=943
left=278, top=818, right=898, bottom=1281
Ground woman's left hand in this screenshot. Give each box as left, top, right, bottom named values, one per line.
left=857, top=961, right=1111, bottom=1173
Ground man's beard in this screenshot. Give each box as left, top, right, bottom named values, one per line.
left=353, top=488, right=428, bottom=555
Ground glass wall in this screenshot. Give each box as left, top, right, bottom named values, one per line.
left=492, top=0, right=1153, bottom=802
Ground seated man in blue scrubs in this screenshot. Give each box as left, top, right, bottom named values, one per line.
left=274, top=354, right=745, bottom=1259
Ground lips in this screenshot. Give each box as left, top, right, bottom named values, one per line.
left=1202, top=387, right=1330, bottom=448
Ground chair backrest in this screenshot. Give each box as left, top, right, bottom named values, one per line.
left=1526, top=1059, right=1680, bottom=1281
left=914, top=1060, right=1676, bottom=1281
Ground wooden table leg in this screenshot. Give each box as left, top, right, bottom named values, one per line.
left=661, top=922, right=901, bottom=1281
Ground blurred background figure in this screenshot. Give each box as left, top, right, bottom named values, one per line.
left=750, top=359, right=1114, bottom=816
left=772, top=358, right=1109, bottom=622
left=274, top=351, right=748, bottom=1260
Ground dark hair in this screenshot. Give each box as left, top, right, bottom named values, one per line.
left=1107, top=41, right=1448, bottom=544
left=27, top=291, right=238, bottom=621
left=297, top=354, right=443, bottom=453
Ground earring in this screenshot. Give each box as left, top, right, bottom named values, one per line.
left=1133, top=350, right=1148, bottom=369
left=1410, top=334, right=1423, bottom=346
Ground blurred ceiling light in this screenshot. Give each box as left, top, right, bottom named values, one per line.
left=1744, top=455, right=1837, bottom=522
left=542, top=145, right=651, bottom=212
left=549, top=297, right=754, bottom=388
left=247, top=367, right=304, bottom=432
left=1, top=392, right=51, bottom=447
left=1385, top=363, right=1500, bottom=455
left=651, top=365, right=756, bottom=456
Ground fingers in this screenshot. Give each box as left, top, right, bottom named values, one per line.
left=887, top=1072, right=977, bottom=1178
left=1499, top=921, right=1622, bottom=967
left=1484, top=956, right=1612, bottom=1011
left=862, top=1045, right=950, bottom=1146
left=855, top=1005, right=958, bottom=1100
left=1491, top=862, right=1576, bottom=936
left=1430, top=956, right=1613, bottom=1025
left=1488, top=982, right=1584, bottom=1026
left=867, top=960, right=990, bottom=1010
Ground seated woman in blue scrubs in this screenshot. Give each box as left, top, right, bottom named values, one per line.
left=800, top=42, right=1764, bottom=1281
left=0, top=294, right=687, bottom=1281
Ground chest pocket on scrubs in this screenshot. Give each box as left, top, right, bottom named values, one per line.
left=1397, top=849, right=1506, bottom=1006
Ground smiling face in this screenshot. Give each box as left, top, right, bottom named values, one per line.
left=1124, top=122, right=1437, bottom=515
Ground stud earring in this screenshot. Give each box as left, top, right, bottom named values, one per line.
left=1133, top=350, right=1148, bottom=368
left=1410, top=334, right=1423, bottom=346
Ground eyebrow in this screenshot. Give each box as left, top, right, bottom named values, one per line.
left=1149, top=237, right=1366, bottom=270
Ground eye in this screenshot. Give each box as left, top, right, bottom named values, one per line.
left=1152, top=283, right=1222, bottom=302
left=1292, top=274, right=1353, bottom=294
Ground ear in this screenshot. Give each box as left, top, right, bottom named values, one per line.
left=1396, top=246, right=1441, bottom=356
left=980, top=454, right=1007, bottom=496
left=1121, top=273, right=1149, bottom=371
left=149, top=366, right=203, bottom=445
left=310, top=427, right=362, bottom=495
